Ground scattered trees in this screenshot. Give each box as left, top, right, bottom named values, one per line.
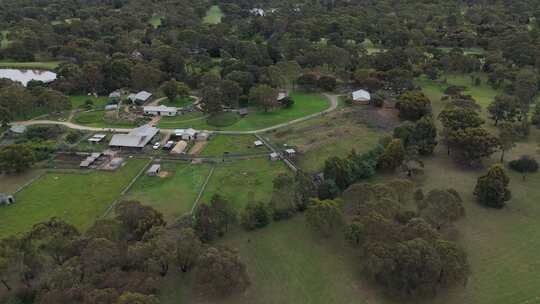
left=249, top=84, right=278, bottom=112
left=395, top=90, right=431, bottom=121
left=306, top=199, right=343, bottom=237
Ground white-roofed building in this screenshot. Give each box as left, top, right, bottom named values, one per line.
left=128, top=91, right=153, bottom=104
left=352, top=89, right=371, bottom=104
left=109, top=125, right=159, bottom=148
left=174, top=128, right=197, bottom=141
left=143, top=105, right=177, bottom=116
left=147, top=164, right=161, bottom=176
left=254, top=140, right=264, bottom=147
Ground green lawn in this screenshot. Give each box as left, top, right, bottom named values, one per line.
left=201, top=158, right=289, bottom=210
left=126, top=162, right=212, bottom=221
left=0, top=60, right=62, bottom=70
left=201, top=135, right=268, bottom=156
left=149, top=15, right=163, bottom=28
left=69, top=95, right=110, bottom=109
left=0, top=160, right=147, bottom=238
left=158, top=93, right=330, bottom=131
left=160, top=96, right=195, bottom=107
left=73, top=110, right=139, bottom=128
left=204, top=5, right=224, bottom=24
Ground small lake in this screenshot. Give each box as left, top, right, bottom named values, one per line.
left=0, top=68, right=57, bottom=86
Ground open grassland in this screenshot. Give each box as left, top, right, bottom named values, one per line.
left=201, top=135, right=267, bottom=156
left=416, top=73, right=501, bottom=115
left=158, top=93, right=330, bottom=131
left=201, top=158, right=289, bottom=210
left=0, top=60, right=62, bottom=70
left=268, top=106, right=389, bottom=172
left=69, top=95, right=109, bottom=109
left=0, top=160, right=147, bottom=238
left=204, top=5, right=224, bottom=24
left=126, top=162, right=212, bottom=221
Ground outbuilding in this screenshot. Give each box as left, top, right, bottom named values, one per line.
left=196, top=132, right=210, bottom=141
left=254, top=140, right=264, bottom=147
left=143, top=105, right=177, bottom=116
left=174, top=128, right=197, bottom=141
left=238, top=108, right=249, bottom=117
left=269, top=152, right=280, bottom=161
left=352, top=89, right=371, bottom=104
left=284, top=148, right=296, bottom=158
left=128, top=91, right=153, bottom=104
left=147, top=164, right=161, bottom=176
left=109, top=125, right=159, bottom=149
left=0, top=194, right=15, bottom=205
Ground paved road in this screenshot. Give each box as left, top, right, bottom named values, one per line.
left=12, top=94, right=340, bottom=135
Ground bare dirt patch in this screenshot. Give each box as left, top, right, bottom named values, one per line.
left=189, top=141, right=207, bottom=155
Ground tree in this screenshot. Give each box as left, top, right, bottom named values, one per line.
left=131, top=63, right=162, bottom=91
left=0, top=145, right=35, bottom=173
left=418, top=189, right=465, bottom=229
left=160, top=80, right=189, bottom=103
left=200, top=86, right=223, bottom=114
left=395, top=90, right=431, bottom=121
left=446, top=128, right=500, bottom=166
left=439, top=106, right=484, bottom=130
left=294, top=171, right=318, bottom=211
left=378, top=139, right=405, bottom=171
left=488, top=95, right=520, bottom=126
left=323, top=156, right=353, bottom=190
left=193, top=204, right=220, bottom=242
left=249, top=84, right=278, bottom=112
left=240, top=201, right=270, bottom=230
left=296, top=73, right=318, bottom=90
left=514, top=68, right=538, bottom=110
left=195, top=246, right=249, bottom=295
left=306, top=199, right=343, bottom=237
left=498, top=122, right=520, bottom=162
left=371, top=90, right=385, bottom=107
left=474, top=165, right=511, bottom=208
left=508, top=155, right=539, bottom=180
left=318, top=75, right=337, bottom=91
left=27, top=217, right=80, bottom=266
left=175, top=228, right=202, bottom=272
left=209, top=194, right=237, bottom=233
left=269, top=173, right=296, bottom=219
left=114, top=201, right=165, bottom=241
left=393, top=116, right=437, bottom=155
left=220, top=79, right=242, bottom=108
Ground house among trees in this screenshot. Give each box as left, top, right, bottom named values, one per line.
left=0, top=193, right=15, bottom=205
left=143, top=105, right=178, bottom=116
left=147, top=164, right=161, bottom=176
left=109, top=125, right=159, bottom=149
left=128, top=91, right=153, bottom=104
left=352, top=89, right=371, bottom=104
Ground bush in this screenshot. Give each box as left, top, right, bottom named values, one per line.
left=509, top=155, right=539, bottom=179
left=371, top=91, right=385, bottom=107
left=65, top=131, right=83, bottom=144
left=25, top=125, right=64, bottom=141
left=318, top=75, right=337, bottom=91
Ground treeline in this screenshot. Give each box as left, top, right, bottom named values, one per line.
left=0, top=200, right=250, bottom=304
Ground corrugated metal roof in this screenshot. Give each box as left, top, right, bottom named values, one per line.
left=352, top=89, right=371, bottom=101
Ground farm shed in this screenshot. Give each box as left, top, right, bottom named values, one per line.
left=109, top=125, right=159, bottom=149
left=238, top=108, right=249, bottom=117
left=0, top=194, right=15, bottom=205
left=270, top=152, right=280, bottom=161
left=147, top=164, right=161, bottom=176
left=352, top=89, right=371, bottom=104
left=143, top=105, right=177, bottom=116
left=128, top=91, right=153, bottom=104
left=175, top=128, right=197, bottom=141
left=254, top=140, right=264, bottom=147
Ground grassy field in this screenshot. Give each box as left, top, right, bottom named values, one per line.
left=204, top=5, right=224, bottom=24
left=416, top=73, right=501, bottom=115
left=73, top=110, right=139, bottom=128
left=160, top=96, right=195, bottom=107
left=0, top=30, right=9, bottom=49
left=158, top=93, right=330, bottom=131
left=126, top=162, right=211, bottom=221
left=162, top=216, right=373, bottom=304
left=267, top=107, right=388, bottom=172
left=69, top=95, right=109, bottom=109
left=201, top=135, right=268, bottom=156
left=201, top=158, right=289, bottom=210
left=149, top=15, right=163, bottom=28
left=0, top=60, right=62, bottom=70
left=0, top=160, right=147, bottom=238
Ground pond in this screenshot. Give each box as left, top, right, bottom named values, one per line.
left=0, top=68, right=57, bottom=86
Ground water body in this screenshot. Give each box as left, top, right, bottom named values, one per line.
left=0, top=68, right=57, bottom=86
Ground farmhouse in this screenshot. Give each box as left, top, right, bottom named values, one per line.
left=352, top=89, right=371, bottom=104
left=0, top=194, right=15, bottom=205
left=128, top=91, right=153, bottom=104
left=147, top=164, right=161, bottom=176
left=143, top=105, right=177, bottom=116
left=109, top=125, right=159, bottom=149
